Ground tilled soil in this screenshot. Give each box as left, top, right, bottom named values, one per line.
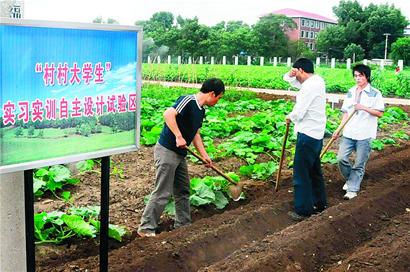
left=35, top=143, right=410, bottom=272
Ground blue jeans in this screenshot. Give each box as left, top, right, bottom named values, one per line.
left=293, top=133, right=327, bottom=216
left=337, top=137, right=372, bottom=193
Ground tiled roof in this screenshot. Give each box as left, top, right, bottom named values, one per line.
left=265, top=8, right=337, bottom=23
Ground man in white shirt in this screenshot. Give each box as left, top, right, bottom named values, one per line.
left=284, top=58, right=327, bottom=220
left=333, top=64, right=384, bottom=200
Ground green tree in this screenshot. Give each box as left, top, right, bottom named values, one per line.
left=14, top=126, right=23, bottom=137
left=252, top=15, right=296, bottom=58
left=93, top=16, right=103, bottom=23
left=175, top=17, right=210, bottom=58
left=28, top=126, right=35, bottom=138
left=150, top=11, right=174, bottom=30
left=79, top=124, right=91, bottom=137
left=390, top=37, right=410, bottom=65
left=343, top=20, right=367, bottom=50
left=287, top=40, right=316, bottom=60
left=204, top=21, right=254, bottom=59
left=364, top=4, right=408, bottom=58
left=344, top=43, right=365, bottom=62
left=142, top=38, right=157, bottom=60
left=92, top=17, right=119, bottom=24
left=137, top=12, right=178, bottom=59
left=331, top=1, right=408, bottom=58
left=316, top=25, right=346, bottom=58
left=333, top=0, right=363, bottom=25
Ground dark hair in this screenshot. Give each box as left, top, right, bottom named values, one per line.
left=352, top=64, right=371, bottom=83
left=292, top=58, right=314, bottom=73
left=200, top=78, right=225, bottom=95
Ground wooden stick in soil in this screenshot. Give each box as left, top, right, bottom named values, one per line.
left=185, top=146, right=243, bottom=201
left=275, top=121, right=290, bottom=192
left=320, top=110, right=357, bottom=159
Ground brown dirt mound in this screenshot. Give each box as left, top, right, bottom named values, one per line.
left=326, top=212, right=410, bottom=272
left=36, top=143, right=410, bottom=272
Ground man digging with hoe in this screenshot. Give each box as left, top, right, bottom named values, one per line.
left=138, top=78, right=225, bottom=237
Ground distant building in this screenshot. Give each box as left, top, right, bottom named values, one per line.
left=266, top=8, right=337, bottom=51
left=404, top=25, right=410, bottom=36
left=0, top=0, right=24, bottom=19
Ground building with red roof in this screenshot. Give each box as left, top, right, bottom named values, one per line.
left=266, top=8, right=337, bottom=51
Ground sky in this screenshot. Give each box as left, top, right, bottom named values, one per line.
left=24, top=0, right=410, bottom=27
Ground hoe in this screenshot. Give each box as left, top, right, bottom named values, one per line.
left=186, top=146, right=243, bottom=201
left=320, top=110, right=357, bottom=159
left=275, top=121, right=291, bottom=192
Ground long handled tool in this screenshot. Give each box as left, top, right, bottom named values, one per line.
left=186, top=146, right=243, bottom=201
left=320, top=110, right=357, bottom=159
left=275, top=121, right=291, bottom=192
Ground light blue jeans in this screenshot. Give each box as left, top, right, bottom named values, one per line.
left=337, top=136, right=372, bottom=193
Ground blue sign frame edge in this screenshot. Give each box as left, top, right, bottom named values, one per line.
left=0, top=18, right=143, bottom=174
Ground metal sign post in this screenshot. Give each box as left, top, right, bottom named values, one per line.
left=24, top=169, right=35, bottom=272
left=100, top=156, right=110, bottom=271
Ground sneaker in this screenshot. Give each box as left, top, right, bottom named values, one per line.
left=137, top=229, right=156, bottom=237
left=288, top=211, right=308, bottom=222
left=313, top=205, right=327, bottom=214
left=342, top=183, right=348, bottom=191
left=343, top=191, right=357, bottom=200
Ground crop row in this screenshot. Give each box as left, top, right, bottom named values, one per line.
left=142, top=64, right=410, bottom=98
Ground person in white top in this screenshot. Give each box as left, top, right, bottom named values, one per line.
left=333, top=64, right=384, bottom=200
left=284, top=58, right=327, bottom=221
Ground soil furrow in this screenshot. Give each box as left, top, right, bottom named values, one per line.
left=202, top=179, right=410, bottom=272
left=326, top=212, right=410, bottom=272
left=37, top=144, right=410, bottom=271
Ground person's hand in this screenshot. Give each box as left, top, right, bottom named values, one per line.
left=201, top=153, right=213, bottom=168
left=285, top=115, right=291, bottom=124
left=288, top=68, right=298, bottom=77
left=176, top=135, right=187, bottom=149
left=332, top=130, right=340, bottom=140
left=354, top=104, right=367, bottom=111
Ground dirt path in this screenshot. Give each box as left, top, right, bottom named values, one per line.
left=144, top=80, right=410, bottom=106
left=36, top=143, right=410, bottom=271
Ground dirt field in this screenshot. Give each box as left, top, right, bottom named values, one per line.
left=33, top=92, right=410, bottom=272
left=34, top=136, right=410, bottom=271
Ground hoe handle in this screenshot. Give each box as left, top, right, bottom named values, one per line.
left=186, top=146, right=236, bottom=184
left=275, top=121, right=290, bottom=192
left=320, top=110, right=357, bottom=159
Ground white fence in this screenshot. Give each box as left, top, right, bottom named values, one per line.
left=145, top=55, right=404, bottom=70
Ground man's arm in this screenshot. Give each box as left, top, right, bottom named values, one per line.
left=192, top=131, right=212, bottom=167
left=354, top=89, right=384, bottom=118
left=283, top=68, right=302, bottom=89
left=163, top=107, right=186, bottom=148
left=354, top=104, right=383, bottom=117
left=332, top=112, right=349, bottom=139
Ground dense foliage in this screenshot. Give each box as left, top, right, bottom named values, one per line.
left=135, top=12, right=313, bottom=62
left=317, top=0, right=408, bottom=59
left=391, top=37, right=410, bottom=66
left=140, top=84, right=409, bottom=167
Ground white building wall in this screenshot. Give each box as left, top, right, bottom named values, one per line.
left=404, top=26, right=410, bottom=37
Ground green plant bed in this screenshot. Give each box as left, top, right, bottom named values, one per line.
left=142, top=64, right=410, bottom=98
